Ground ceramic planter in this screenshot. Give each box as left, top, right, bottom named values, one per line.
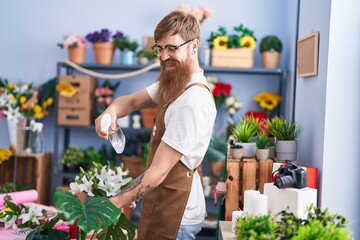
left=68, top=47, right=86, bottom=64
left=92, top=42, right=115, bottom=65
left=256, top=148, right=269, bottom=161
left=230, top=147, right=243, bottom=160
left=261, top=51, right=280, bottom=68
left=241, top=142, right=256, bottom=158
left=276, top=140, right=298, bottom=161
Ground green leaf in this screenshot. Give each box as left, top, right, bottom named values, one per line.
left=54, top=189, right=121, bottom=234
left=97, top=214, right=136, bottom=240
left=26, top=226, right=70, bottom=240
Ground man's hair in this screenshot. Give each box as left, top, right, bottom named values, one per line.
left=154, top=11, right=201, bottom=42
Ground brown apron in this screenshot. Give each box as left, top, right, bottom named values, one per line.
left=137, top=83, right=209, bottom=240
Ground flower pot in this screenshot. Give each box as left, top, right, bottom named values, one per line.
left=230, top=147, right=243, bottom=160
left=261, top=51, right=280, bottom=69
left=241, top=142, right=256, bottom=158
left=268, top=145, right=276, bottom=159
left=121, top=50, right=135, bottom=65
left=68, top=47, right=86, bottom=64
left=276, top=140, right=298, bottom=161
left=92, top=42, right=115, bottom=65
left=256, top=148, right=269, bottom=161
left=140, top=107, right=158, bottom=128
left=138, top=56, right=149, bottom=65
left=210, top=161, right=225, bottom=177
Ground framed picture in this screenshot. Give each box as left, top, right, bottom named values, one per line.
left=297, top=32, right=319, bottom=77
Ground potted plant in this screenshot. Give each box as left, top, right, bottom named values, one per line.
left=85, top=29, right=118, bottom=65
left=255, top=131, right=270, bottom=161
left=231, top=115, right=260, bottom=158
left=113, top=36, right=139, bottom=65
left=229, top=139, right=243, bottom=160
left=136, top=49, right=157, bottom=65
left=259, top=35, right=283, bottom=68
left=58, top=34, right=87, bottom=64
left=204, top=134, right=227, bottom=179
left=267, top=116, right=302, bottom=161
left=207, top=24, right=257, bottom=68
left=60, top=146, right=86, bottom=172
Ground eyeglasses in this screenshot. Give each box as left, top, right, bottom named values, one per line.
left=151, top=39, right=193, bottom=55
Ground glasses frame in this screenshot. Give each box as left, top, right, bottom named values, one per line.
left=151, top=39, right=194, bottom=55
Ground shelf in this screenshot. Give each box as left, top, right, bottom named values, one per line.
left=57, top=62, right=285, bottom=76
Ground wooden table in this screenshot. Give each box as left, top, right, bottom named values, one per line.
left=218, top=221, right=236, bottom=240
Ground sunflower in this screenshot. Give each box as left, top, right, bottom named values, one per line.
left=240, top=35, right=256, bottom=49
left=213, top=36, right=228, bottom=49
left=56, top=82, right=79, bottom=98
left=254, top=92, right=281, bottom=111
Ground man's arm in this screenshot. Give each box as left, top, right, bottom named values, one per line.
left=110, top=141, right=182, bottom=209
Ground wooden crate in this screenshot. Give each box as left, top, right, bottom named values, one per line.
left=211, top=48, right=254, bottom=68
left=0, top=153, right=52, bottom=205
left=225, top=158, right=274, bottom=220
left=58, top=92, right=94, bottom=109
left=58, top=108, right=93, bottom=126
left=59, top=75, right=97, bottom=93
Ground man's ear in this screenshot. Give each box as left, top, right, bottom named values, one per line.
left=191, top=38, right=200, bottom=50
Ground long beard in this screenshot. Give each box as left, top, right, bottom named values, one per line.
left=156, top=57, right=192, bottom=109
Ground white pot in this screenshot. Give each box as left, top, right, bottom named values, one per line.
left=241, top=142, right=256, bottom=158
left=230, top=147, right=243, bottom=160
left=256, top=148, right=269, bottom=161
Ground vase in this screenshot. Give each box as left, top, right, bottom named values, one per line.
left=7, top=118, right=30, bottom=154
left=276, top=140, right=298, bottom=161
left=121, top=50, right=135, bottom=65
left=241, top=142, right=256, bottom=158
left=68, top=47, right=86, bottom=64
left=92, top=42, right=115, bottom=65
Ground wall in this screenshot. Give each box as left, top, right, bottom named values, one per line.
left=0, top=0, right=297, bottom=149
left=296, top=0, right=360, bottom=238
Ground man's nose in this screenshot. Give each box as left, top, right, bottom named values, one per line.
left=159, top=51, right=170, bottom=61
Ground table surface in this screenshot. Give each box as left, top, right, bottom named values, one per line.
left=218, top=221, right=236, bottom=240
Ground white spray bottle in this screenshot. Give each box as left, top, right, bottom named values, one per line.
left=100, top=113, right=126, bottom=154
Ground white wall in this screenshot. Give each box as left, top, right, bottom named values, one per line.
left=296, top=0, right=360, bottom=238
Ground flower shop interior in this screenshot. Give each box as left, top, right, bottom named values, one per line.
left=0, top=0, right=359, bottom=239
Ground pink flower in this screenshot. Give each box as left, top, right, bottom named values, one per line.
left=105, top=97, right=113, bottom=106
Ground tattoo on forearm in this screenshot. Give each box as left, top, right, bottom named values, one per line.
left=116, top=171, right=154, bottom=202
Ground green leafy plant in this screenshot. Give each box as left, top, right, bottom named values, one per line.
left=267, top=116, right=302, bottom=141
left=235, top=214, right=277, bottom=240
left=26, top=189, right=136, bottom=240
left=204, top=134, right=228, bottom=162
left=260, top=35, right=283, bottom=53
left=60, top=146, right=86, bottom=167
left=256, top=131, right=270, bottom=149
left=136, top=49, right=157, bottom=60
left=231, top=115, right=260, bottom=143
left=114, top=36, right=139, bottom=52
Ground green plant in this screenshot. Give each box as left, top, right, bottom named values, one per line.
left=98, top=144, right=117, bottom=166
left=26, top=189, right=136, bottom=240
left=60, top=146, right=85, bottom=167
left=84, top=146, right=102, bottom=166
left=204, top=134, right=228, bottom=162
left=114, top=36, right=139, bottom=52
left=235, top=214, right=277, bottom=240
left=260, top=35, right=283, bottom=53
left=267, top=116, right=302, bottom=141
left=231, top=115, right=260, bottom=143
left=136, top=49, right=157, bottom=60
left=256, top=131, right=270, bottom=149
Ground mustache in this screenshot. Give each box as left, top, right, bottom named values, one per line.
left=160, top=58, right=180, bottom=68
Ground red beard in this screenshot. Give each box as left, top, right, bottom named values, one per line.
left=156, top=57, right=192, bottom=109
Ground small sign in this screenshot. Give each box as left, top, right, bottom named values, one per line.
left=297, top=32, right=319, bottom=77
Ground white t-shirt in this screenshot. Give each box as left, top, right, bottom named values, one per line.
left=146, top=70, right=216, bottom=225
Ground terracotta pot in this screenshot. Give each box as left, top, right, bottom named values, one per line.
left=68, top=47, right=86, bottom=64
left=92, top=42, right=115, bottom=65
left=261, top=51, right=280, bottom=68
left=140, top=107, right=158, bottom=128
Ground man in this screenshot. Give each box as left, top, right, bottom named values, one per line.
left=95, top=10, right=216, bottom=240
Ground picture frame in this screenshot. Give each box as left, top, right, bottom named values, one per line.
left=297, top=32, right=319, bottom=77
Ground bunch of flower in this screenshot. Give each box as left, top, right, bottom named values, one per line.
left=208, top=24, right=257, bottom=49
left=0, top=147, right=12, bottom=165
left=95, top=80, right=120, bottom=113
left=69, top=162, right=132, bottom=198
left=58, top=34, right=86, bottom=49
left=176, top=4, right=213, bottom=24
left=0, top=196, right=51, bottom=230
left=207, top=75, right=242, bottom=116
left=0, top=77, right=54, bottom=121
left=254, top=92, right=281, bottom=116
left=85, top=29, right=125, bottom=43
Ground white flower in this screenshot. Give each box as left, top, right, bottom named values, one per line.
left=0, top=213, right=17, bottom=229
left=225, top=96, right=236, bottom=107
left=228, top=107, right=236, bottom=115
left=3, top=106, right=22, bottom=121
left=78, top=176, right=95, bottom=196
left=18, top=204, right=43, bottom=225
left=234, top=100, right=242, bottom=109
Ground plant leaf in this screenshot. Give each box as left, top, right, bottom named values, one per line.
left=54, top=189, right=121, bottom=233
left=97, top=214, right=136, bottom=240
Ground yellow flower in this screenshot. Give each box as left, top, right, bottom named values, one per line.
left=240, top=36, right=256, bottom=49
left=19, top=96, right=27, bottom=105
left=34, top=104, right=42, bottom=114
left=7, top=82, right=14, bottom=90
left=213, top=36, right=228, bottom=49
left=0, top=147, right=12, bottom=164
left=56, top=82, right=79, bottom=98
left=46, top=97, right=54, bottom=106
left=254, top=92, right=281, bottom=111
